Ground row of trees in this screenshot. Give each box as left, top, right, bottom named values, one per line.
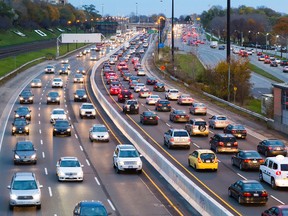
left=200, top=5, right=288, bottom=47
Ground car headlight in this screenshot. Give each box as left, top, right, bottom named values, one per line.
left=14, top=154, right=20, bottom=159
left=83, top=95, right=87, bottom=98
left=26, top=114, right=31, bottom=117
left=31, top=83, right=35, bottom=86
left=92, top=110, right=96, bottom=115
left=137, top=160, right=142, bottom=166
left=25, top=126, right=29, bottom=131
left=19, top=97, right=24, bottom=100
left=31, top=154, right=37, bottom=159
left=12, top=126, right=16, bottom=131
left=29, top=97, right=33, bottom=100
left=77, top=171, right=83, bottom=176
left=10, top=194, right=17, bottom=200
left=75, top=95, right=79, bottom=98
left=54, top=128, right=58, bottom=131
left=33, top=194, right=41, bottom=200
left=47, top=97, right=51, bottom=100
left=118, top=161, right=125, bottom=166
left=81, top=111, right=85, bottom=115
left=67, top=128, right=71, bottom=132
left=56, top=97, right=60, bottom=101
left=15, top=114, right=19, bottom=118
left=58, top=170, right=65, bottom=176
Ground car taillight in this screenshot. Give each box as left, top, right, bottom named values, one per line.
left=259, top=159, right=264, bottom=163
left=233, top=142, right=238, bottom=146
left=268, top=146, right=272, bottom=150
left=243, top=192, right=252, bottom=197
left=144, top=117, right=147, bottom=120
left=176, top=115, right=180, bottom=118
left=158, top=104, right=162, bottom=106
left=156, top=116, right=159, bottom=120
left=197, top=158, right=202, bottom=163
left=244, top=159, right=250, bottom=163
left=231, top=130, right=236, bottom=134
left=218, top=142, right=224, bottom=146
left=119, top=95, right=123, bottom=98
left=170, top=138, right=174, bottom=142
left=276, top=171, right=281, bottom=175
left=130, top=95, right=133, bottom=99
left=186, top=115, right=189, bottom=119
left=261, top=192, right=268, bottom=197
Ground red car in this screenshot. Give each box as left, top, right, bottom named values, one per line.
left=264, top=58, right=271, bottom=64
left=262, top=205, right=288, bottom=216
left=105, top=72, right=118, bottom=80
left=110, top=86, right=121, bottom=95
left=117, top=62, right=128, bottom=71
left=256, top=51, right=263, bottom=56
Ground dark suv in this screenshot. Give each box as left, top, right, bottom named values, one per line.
left=123, top=100, right=139, bottom=114
left=73, top=200, right=110, bottom=216
left=155, top=100, right=171, bottom=112
left=53, top=120, right=71, bottom=136
left=118, top=89, right=133, bottom=102
left=19, top=90, right=34, bottom=104
left=209, top=133, right=238, bottom=153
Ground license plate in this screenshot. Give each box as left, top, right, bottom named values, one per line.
left=149, top=117, right=153, bottom=119
left=181, top=116, right=184, bottom=118
left=206, top=160, right=211, bottom=163
left=227, top=143, right=231, bottom=146
left=25, top=100, right=28, bottom=102
left=238, top=135, right=242, bottom=137
left=87, top=114, right=90, bottom=117
left=61, top=132, right=64, bottom=134
left=253, top=193, right=259, bottom=197
left=19, top=131, right=22, bottom=133
left=276, top=147, right=280, bottom=150
left=128, top=166, right=133, bottom=168
left=253, top=160, right=257, bottom=163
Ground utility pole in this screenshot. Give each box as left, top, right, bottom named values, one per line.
left=171, top=0, right=175, bottom=75
left=227, top=0, right=231, bottom=102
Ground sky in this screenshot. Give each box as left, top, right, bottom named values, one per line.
left=69, top=0, right=288, bottom=17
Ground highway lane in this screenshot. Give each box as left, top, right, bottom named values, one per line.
left=93, top=37, right=288, bottom=216
left=0, top=42, right=183, bottom=216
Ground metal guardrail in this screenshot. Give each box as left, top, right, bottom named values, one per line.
left=89, top=42, right=233, bottom=216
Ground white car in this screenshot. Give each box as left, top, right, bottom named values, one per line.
left=50, top=108, right=67, bottom=124
left=146, top=95, right=161, bottom=105
left=61, top=59, right=69, bottom=64
left=44, top=65, right=55, bottom=74
left=134, top=83, right=146, bottom=92
left=137, top=68, right=146, bottom=76
left=52, top=78, right=63, bottom=88
left=79, top=103, right=96, bottom=119
left=165, top=89, right=180, bottom=100
left=143, top=42, right=149, bottom=48
left=90, top=55, right=97, bottom=61
left=56, top=157, right=83, bottom=182
left=113, top=144, right=142, bottom=174
left=89, top=124, right=110, bottom=142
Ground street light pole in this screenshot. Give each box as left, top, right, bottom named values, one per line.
left=226, top=0, right=231, bottom=102
left=171, top=0, right=175, bottom=74
left=135, top=2, right=138, bottom=23
left=266, top=33, right=269, bottom=52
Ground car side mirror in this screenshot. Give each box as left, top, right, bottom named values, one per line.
left=7, top=185, right=11, bottom=189
left=12, top=123, right=14, bottom=126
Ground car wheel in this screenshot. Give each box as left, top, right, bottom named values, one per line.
left=194, top=163, right=198, bottom=171
left=80, top=115, right=83, bottom=119
left=68, top=133, right=71, bottom=137
left=137, top=169, right=142, bottom=174
left=115, top=166, right=121, bottom=174
left=228, top=189, right=232, bottom=197
left=26, top=132, right=29, bottom=135
left=9, top=204, right=14, bottom=210
left=34, top=161, right=37, bottom=165
left=167, top=142, right=171, bottom=149
left=58, top=102, right=60, bottom=105
left=238, top=196, right=242, bottom=204
left=259, top=171, right=264, bottom=182
left=89, top=137, right=93, bottom=142
left=188, top=159, right=191, bottom=167
left=36, top=204, right=41, bottom=210
left=271, top=178, right=277, bottom=189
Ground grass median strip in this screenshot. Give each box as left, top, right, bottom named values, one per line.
left=248, top=63, right=282, bottom=83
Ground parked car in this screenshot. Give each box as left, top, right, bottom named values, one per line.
left=231, top=150, right=264, bottom=170
left=169, top=110, right=190, bottom=123
left=188, top=149, right=218, bottom=171
left=185, top=118, right=209, bottom=136
left=189, top=102, right=207, bottom=115
left=163, top=129, right=191, bottom=149
left=155, top=99, right=171, bottom=112
left=228, top=180, right=268, bottom=204
left=257, top=139, right=287, bottom=157
left=223, top=124, right=247, bottom=139
left=140, top=111, right=158, bottom=125
left=210, top=133, right=238, bottom=153
left=89, top=124, right=110, bottom=142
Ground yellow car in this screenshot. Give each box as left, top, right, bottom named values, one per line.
left=188, top=149, right=218, bottom=171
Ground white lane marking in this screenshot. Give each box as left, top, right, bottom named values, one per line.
left=54, top=214, right=57, bottom=216
left=65, top=104, right=67, bottom=107
left=40, top=139, right=43, bottom=145
left=39, top=102, right=41, bottom=105
left=68, top=117, right=71, bottom=120
left=166, top=123, right=171, bottom=127
left=43, top=90, right=45, bottom=92
left=38, top=107, right=41, bottom=111
left=86, top=159, right=90, bottom=166
left=38, top=113, right=40, bottom=117
left=64, top=95, right=66, bottom=98
left=41, top=93, right=44, bottom=96
left=39, top=129, right=42, bottom=134
left=107, top=199, right=116, bottom=211
left=71, top=125, right=74, bottom=129
left=40, top=97, right=42, bottom=101
left=271, top=195, right=285, bottom=205
left=79, top=145, right=83, bottom=151
left=193, top=143, right=200, bottom=148
left=42, top=152, right=45, bottom=158
left=94, top=177, right=100, bottom=186
left=237, top=173, right=247, bottom=180
left=75, top=134, right=78, bottom=139
left=44, top=168, right=48, bottom=175
left=66, top=110, right=69, bottom=113
left=39, top=121, right=41, bottom=125
left=64, top=99, right=66, bottom=103
left=48, top=187, right=52, bottom=197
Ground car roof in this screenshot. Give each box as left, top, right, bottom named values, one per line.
left=117, top=144, right=136, bottom=150
left=14, top=172, right=35, bottom=181
left=78, top=200, right=105, bottom=207
left=217, top=133, right=235, bottom=137
left=193, top=118, right=206, bottom=122
left=195, top=149, right=215, bottom=154
left=240, top=180, right=261, bottom=184
left=52, top=108, right=65, bottom=111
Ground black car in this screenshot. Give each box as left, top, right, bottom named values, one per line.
left=19, top=90, right=34, bottom=104
left=13, top=141, right=37, bottom=164
left=47, top=91, right=60, bottom=105
left=153, top=82, right=165, bottom=92
left=223, top=124, right=247, bottom=139
left=140, top=111, right=158, bottom=125
left=53, top=120, right=71, bottom=136
left=280, top=60, right=288, bottom=66
left=76, top=67, right=86, bottom=75
left=218, top=45, right=225, bottom=50
left=73, top=200, right=110, bottom=216
left=146, top=77, right=158, bottom=85
left=231, top=150, right=264, bottom=170
left=123, top=100, right=139, bottom=114
left=118, top=89, right=133, bottom=102
left=74, top=89, right=87, bottom=102
left=228, top=180, right=268, bottom=204
left=270, top=61, right=278, bottom=67
left=169, top=110, right=190, bottom=123
left=155, top=100, right=171, bottom=112
left=257, top=139, right=287, bottom=157
left=14, top=106, right=31, bottom=120
left=210, top=134, right=238, bottom=153
left=59, top=66, right=69, bottom=75
left=12, top=118, right=29, bottom=135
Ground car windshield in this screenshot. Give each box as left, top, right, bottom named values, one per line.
left=14, top=120, right=26, bottom=126
left=144, top=112, right=156, bottom=116
left=32, top=79, right=40, bottom=83
left=217, top=116, right=227, bottom=120
left=21, top=91, right=32, bottom=96
left=174, top=131, right=188, bottom=137
left=17, top=107, right=29, bottom=112
left=151, top=95, right=159, bottom=99
left=119, top=150, right=139, bottom=158
left=76, top=90, right=85, bottom=95
left=267, top=140, right=284, bottom=146
left=55, top=121, right=69, bottom=127
left=195, top=121, right=207, bottom=125
left=54, top=79, right=62, bottom=82
left=52, top=110, right=65, bottom=115
left=75, top=74, right=83, bottom=78
left=47, top=66, right=53, bottom=69
left=170, top=90, right=178, bottom=93
left=160, top=101, right=170, bottom=104
left=243, top=151, right=260, bottom=158
left=233, top=125, right=245, bottom=130
left=16, top=143, right=34, bottom=151
left=221, top=137, right=235, bottom=142
left=127, top=101, right=137, bottom=105
left=82, top=105, right=94, bottom=109
left=60, top=160, right=80, bottom=167
left=281, top=164, right=288, bottom=171
left=12, top=180, right=37, bottom=190
left=49, top=92, right=59, bottom=97
left=157, top=83, right=164, bottom=86
left=175, top=110, right=186, bottom=114
left=243, top=183, right=264, bottom=191
left=93, top=126, right=107, bottom=132
left=200, top=153, right=215, bottom=160
left=80, top=206, right=107, bottom=216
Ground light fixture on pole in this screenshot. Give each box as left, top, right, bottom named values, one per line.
left=171, top=0, right=175, bottom=75
left=266, top=33, right=269, bottom=52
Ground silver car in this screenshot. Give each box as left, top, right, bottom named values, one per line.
left=79, top=103, right=96, bottom=119
left=164, top=129, right=191, bottom=149
left=8, top=172, right=42, bottom=209
left=89, top=124, right=110, bottom=142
